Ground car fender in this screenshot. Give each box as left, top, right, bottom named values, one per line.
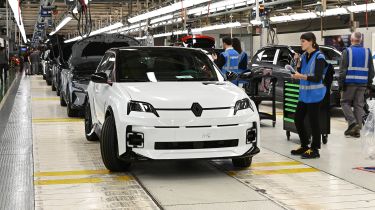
left=104, top=87, right=131, bottom=156
left=87, top=82, right=99, bottom=125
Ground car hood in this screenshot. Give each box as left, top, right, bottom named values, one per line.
left=115, top=82, right=248, bottom=108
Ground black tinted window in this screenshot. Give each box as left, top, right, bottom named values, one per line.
left=117, top=49, right=219, bottom=82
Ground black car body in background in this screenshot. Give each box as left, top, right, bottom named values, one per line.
left=59, top=34, right=140, bottom=117
left=51, top=41, right=75, bottom=95
left=41, top=49, right=56, bottom=85
left=249, top=45, right=342, bottom=107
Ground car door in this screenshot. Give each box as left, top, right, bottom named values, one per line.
left=274, top=48, right=295, bottom=99
left=93, top=52, right=116, bottom=124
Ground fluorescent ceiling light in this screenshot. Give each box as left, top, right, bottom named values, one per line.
left=151, top=22, right=242, bottom=38
left=135, top=36, right=147, bottom=40
left=348, top=3, right=375, bottom=13
left=320, top=7, right=348, bottom=16
left=128, top=0, right=210, bottom=23
left=8, top=0, right=27, bottom=43
left=270, top=15, right=292, bottom=23
left=64, top=35, right=86, bottom=43
left=65, top=22, right=124, bottom=43
left=150, top=15, right=174, bottom=24
left=291, top=12, right=317, bottom=20
left=188, top=0, right=256, bottom=16
left=90, top=22, right=124, bottom=36
left=49, top=16, right=72, bottom=36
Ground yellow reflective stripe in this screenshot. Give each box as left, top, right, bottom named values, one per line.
left=251, top=161, right=302, bottom=167
left=35, top=170, right=111, bottom=177
left=252, top=167, right=319, bottom=175
left=32, top=118, right=83, bottom=123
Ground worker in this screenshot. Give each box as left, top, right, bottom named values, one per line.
left=212, top=37, right=239, bottom=77
left=28, top=48, right=40, bottom=75
left=0, top=47, right=8, bottom=83
left=232, top=38, right=249, bottom=86
left=339, top=32, right=374, bottom=138
left=232, top=38, right=248, bottom=72
left=290, top=32, right=328, bottom=159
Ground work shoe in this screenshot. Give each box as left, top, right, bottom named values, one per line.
left=291, top=147, right=309, bottom=156
left=301, top=149, right=320, bottom=159
left=344, top=123, right=359, bottom=136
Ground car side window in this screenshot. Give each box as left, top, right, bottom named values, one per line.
left=97, top=54, right=110, bottom=73
left=103, top=54, right=115, bottom=79
left=277, top=49, right=293, bottom=67
left=257, top=49, right=277, bottom=64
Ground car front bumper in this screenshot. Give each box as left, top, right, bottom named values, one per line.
left=117, top=111, right=260, bottom=160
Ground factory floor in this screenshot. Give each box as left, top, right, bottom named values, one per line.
left=1, top=74, right=375, bottom=210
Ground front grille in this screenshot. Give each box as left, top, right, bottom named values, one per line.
left=154, top=139, right=238, bottom=150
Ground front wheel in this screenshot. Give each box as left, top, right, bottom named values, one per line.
left=100, top=115, right=131, bottom=171
left=84, top=103, right=99, bottom=141
left=232, top=156, right=252, bottom=168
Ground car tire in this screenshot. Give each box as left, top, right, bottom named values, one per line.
left=52, top=82, right=56, bottom=91
left=232, top=156, right=252, bottom=168
left=84, top=103, right=99, bottom=141
left=43, top=75, right=46, bottom=80
left=60, top=93, right=67, bottom=107
left=67, top=103, right=79, bottom=117
left=100, top=115, right=131, bottom=171
left=46, top=79, right=52, bottom=86
left=56, top=88, right=60, bottom=96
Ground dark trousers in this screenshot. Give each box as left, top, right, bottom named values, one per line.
left=0, top=63, right=7, bottom=82
left=295, top=101, right=321, bottom=150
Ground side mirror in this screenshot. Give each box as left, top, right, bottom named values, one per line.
left=226, top=71, right=238, bottom=81
left=91, top=72, right=108, bottom=83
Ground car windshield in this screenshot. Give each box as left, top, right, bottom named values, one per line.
left=117, top=48, right=220, bottom=82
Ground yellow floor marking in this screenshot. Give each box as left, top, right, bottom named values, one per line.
left=32, top=97, right=59, bottom=101
left=251, top=161, right=302, bottom=167
left=228, top=167, right=319, bottom=176
left=35, top=176, right=133, bottom=185
left=32, top=118, right=83, bottom=123
left=35, top=169, right=111, bottom=177
left=35, top=178, right=102, bottom=185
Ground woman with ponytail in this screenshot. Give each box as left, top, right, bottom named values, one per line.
left=290, top=32, right=328, bottom=159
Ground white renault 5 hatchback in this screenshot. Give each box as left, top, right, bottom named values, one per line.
left=85, top=46, right=260, bottom=171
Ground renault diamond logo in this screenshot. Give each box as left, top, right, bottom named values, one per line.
left=191, top=103, right=203, bottom=117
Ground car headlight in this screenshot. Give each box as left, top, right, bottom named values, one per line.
left=234, top=98, right=254, bottom=115
left=128, top=101, right=159, bottom=117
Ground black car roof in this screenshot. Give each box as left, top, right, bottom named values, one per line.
left=113, top=46, right=204, bottom=52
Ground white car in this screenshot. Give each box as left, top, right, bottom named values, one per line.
left=85, top=46, right=260, bottom=171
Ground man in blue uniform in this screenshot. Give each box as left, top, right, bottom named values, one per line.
left=213, top=37, right=239, bottom=78
left=339, top=32, right=375, bottom=138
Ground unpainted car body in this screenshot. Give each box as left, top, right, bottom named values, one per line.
left=59, top=34, right=140, bottom=117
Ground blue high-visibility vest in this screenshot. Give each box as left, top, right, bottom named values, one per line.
left=345, top=47, right=370, bottom=84
left=221, top=48, right=239, bottom=74
left=299, top=51, right=327, bottom=104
